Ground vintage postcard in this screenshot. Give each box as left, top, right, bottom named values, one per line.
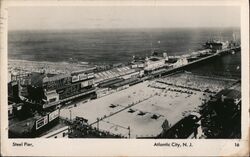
left=0, top=0, right=249, bottom=156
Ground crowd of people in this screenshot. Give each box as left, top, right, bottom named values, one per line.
left=67, top=118, right=125, bottom=138
left=149, top=81, right=195, bottom=95
left=157, top=73, right=235, bottom=93
left=9, top=59, right=91, bottom=75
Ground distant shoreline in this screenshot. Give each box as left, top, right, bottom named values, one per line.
left=8, top=58, right=125, bottom=66
left=8, top=59, right=71, bottom=65
left=8, top=27, right=241, bottom=33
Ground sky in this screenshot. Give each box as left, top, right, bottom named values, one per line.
left=8, top=6, right=240, bottom=30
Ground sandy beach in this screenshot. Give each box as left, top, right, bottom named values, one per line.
left=8, top=59, right=93, bottom=75
left=60, top=80, right=211, bottom=138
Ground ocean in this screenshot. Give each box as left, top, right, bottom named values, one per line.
left=8, top=27, right=241, bottom=78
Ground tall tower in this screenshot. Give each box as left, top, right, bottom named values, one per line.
left=163, top=52, right=168, bottom=61
left=233, top=33, right=236, bottom=42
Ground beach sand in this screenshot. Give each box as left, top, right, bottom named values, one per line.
left=60, top=80, right=210, bottom=138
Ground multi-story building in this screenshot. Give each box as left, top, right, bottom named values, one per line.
left=144, top=57, right=166, bottom=71
left=16, top=69, right=96, bottom=109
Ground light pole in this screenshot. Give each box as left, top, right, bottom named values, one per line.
left=97, top=118, right=99, bottom=131
left=69, top=110, right=72, bottom=121
left=128, top=126, right=131, bottom=139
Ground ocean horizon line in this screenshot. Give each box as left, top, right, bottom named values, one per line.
left=8, top=26, right=241, bottom=32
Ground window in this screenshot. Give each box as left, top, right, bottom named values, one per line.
left=49, top=98, right=57, bottom=103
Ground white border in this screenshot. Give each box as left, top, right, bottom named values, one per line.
left=1, top=0, right=249, bottom=156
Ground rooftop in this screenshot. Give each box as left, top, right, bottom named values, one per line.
left=215, top=89, right=241, bottom=100
left=30, top=72, right=47, bottom=86
left=71, top=67, right=96, bottom=76
left=9, top=116, right=39, bottom=135
left=149, top=57, right=160, bottom=62
left=43, top=73, right=71, bottom=83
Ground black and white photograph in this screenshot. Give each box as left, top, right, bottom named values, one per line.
left=1, top=0, right=249, bottom=156
left=6, top=5, right=242, bottom=139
